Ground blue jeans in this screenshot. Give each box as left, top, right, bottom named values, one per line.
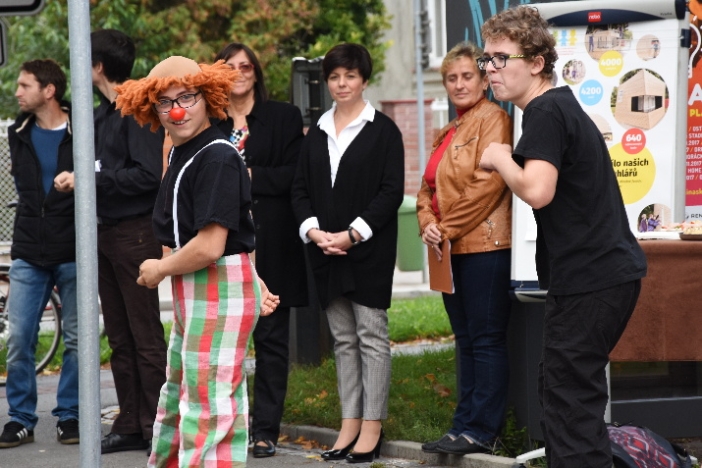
left=442, top=250, right=511, bottom=446
left=6, top=259, right=78, bottom=429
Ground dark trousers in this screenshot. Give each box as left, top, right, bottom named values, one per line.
left=442, top=249, right=511, bottom=445
left=250, top=306, right=290, bottom=443
left=98, top=215, right=167, bottom=440
left=539, top=279, right=641, bottom=468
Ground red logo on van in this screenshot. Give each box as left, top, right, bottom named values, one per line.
left=588, top=11, right=601, bottom=22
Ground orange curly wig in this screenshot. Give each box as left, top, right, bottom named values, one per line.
left=115, top=56, right=240, bottom=132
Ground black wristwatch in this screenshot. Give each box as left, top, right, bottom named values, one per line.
left=348, top=227, right=359, bottom=245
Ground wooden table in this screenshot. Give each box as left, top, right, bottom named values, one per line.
left=610, top=239, right=702, bottom=361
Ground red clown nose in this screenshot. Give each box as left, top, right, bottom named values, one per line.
left=169, top=107, right=186, bottom=121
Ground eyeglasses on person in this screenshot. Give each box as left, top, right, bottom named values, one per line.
left=476, top=54, right=528, bottom=71
left=153, top=91, right=202, bottom=114
left=228, top=63, right=254, bottom=74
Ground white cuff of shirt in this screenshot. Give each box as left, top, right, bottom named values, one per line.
left=299, top=217, right=320, bottom=243
left=350, top=218, right=372, bottom=242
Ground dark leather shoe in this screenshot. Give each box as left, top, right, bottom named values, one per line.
left=346, top=429, right=384, bottom=464
left=146, top=440, right=152, bottom=457
left=421, top=434, right=454, bottom=453
left=101, top=432, right=149, bottom=454
left=252, top=439, right=276, bottom=458
left=321, top=433, right=359, bottom=461
left=436, top=435, right=489, bottom=455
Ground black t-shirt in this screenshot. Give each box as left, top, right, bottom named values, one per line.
left=152, top=125, right=255, bottom=256
left=513, top=86, right=646, bottom=295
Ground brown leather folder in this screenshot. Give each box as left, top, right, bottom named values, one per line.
left=428, top=240, right=453, bottom=294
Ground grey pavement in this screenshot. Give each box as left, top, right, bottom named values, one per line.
left=0, top=371, right=516, bottom=468
left=0, top=268, right=518, bottom=467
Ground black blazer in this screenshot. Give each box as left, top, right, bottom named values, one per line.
left=217, top=100, right=308, bottom=307
left=291, top=109, right=405, bottom=310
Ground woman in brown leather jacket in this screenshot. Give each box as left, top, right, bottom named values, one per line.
left=416, top=41, right=512, bottom=456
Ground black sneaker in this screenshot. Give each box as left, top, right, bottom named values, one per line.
left=56, top=418, right=80, bottom=445
left=0, top=421, right=34, bottom=448
left=421, top=434, right=454, bottom=453
left=436, top=434, right=490, bottom=455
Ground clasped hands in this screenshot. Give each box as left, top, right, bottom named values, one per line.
left=307, top=228, right=357, bottom=255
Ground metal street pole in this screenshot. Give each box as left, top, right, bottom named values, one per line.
left=66, top=1, right=101, bottom=466
left=414, top=0, right=428, bottom=283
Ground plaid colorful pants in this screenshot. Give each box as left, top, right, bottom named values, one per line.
left=148, top=253, right=260, bottom=468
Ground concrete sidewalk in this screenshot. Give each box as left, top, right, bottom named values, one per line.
left=0, top=268, right=518, bottom=467
left=0, top=370, right=515, bottom=468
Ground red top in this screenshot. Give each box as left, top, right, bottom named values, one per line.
left=422, top=108, right=466, bottom=219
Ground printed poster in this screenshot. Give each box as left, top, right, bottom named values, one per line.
left=551, top=19, right=683, bottom=232
left=687, top=1, right=702, bottom=219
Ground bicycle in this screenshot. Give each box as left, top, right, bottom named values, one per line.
left=0, top=257, right=63, bottom=386
left=0, top=198, right=65, bottom=384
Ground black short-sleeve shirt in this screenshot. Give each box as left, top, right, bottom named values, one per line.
left=152, top=125, right=255, bottom=255
left=513, top=86, right=646, bottom=295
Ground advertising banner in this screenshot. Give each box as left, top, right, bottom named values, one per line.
left=687, top=1, right=702, bottom=218
left=511, top=0, right=689, bottom=286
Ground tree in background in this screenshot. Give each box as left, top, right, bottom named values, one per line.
left=0, top=0, right=390, bottom=118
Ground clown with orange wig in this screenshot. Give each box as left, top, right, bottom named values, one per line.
left=116, top=56, right=279, bottom=467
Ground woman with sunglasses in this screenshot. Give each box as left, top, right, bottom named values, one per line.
left=213, top=42, right=308, bottom=458
left=115, top=55, right=279, bottom=467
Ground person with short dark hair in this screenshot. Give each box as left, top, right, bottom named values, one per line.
left=479, top=6, right=647, bottom=467
left=0, top=59, right=79, bottom=448
left=291, top=43, right=404, bottom=464
left=93, top=28, right=167, bottom=456
left=90, top=28, right=135, bottom=84
left=321, top=43, right=373, bottom=83
left=55, top=28, right=168, bottom=455
left=214, top=42, right=308, bottom=459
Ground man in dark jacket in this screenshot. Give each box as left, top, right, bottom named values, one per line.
left=55, top=30, right=167, bottom=455
left=90, top=29, right=166, bottom=455
left=0, top=59, right=79, bottom=449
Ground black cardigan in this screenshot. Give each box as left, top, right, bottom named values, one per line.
left=216, top=100, right=308, bottom=308
left=291, top=109, right=405, bottom=310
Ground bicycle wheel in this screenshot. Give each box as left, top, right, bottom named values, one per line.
left=35, top=290, right=62, bottom=374
left=0, top=267, right=10, bottom=361
left=0, top=264, right=62, bottom=375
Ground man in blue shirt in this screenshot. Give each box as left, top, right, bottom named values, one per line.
left=0, top=59, right=79, bottom=448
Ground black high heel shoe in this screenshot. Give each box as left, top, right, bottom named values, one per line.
left=321, top=433, right=360, bottom=461
left=345, top=429, right=384, bottom=464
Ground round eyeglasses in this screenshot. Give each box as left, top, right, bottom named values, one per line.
left=153, top=91, right=202, bottom=114
left=476, top=54, right=528, bottom=71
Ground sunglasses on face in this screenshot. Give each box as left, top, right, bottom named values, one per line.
left=228, top=62, right=254, bottom=74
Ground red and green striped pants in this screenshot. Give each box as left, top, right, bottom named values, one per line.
left=148, top=253, right=260, bottom=468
